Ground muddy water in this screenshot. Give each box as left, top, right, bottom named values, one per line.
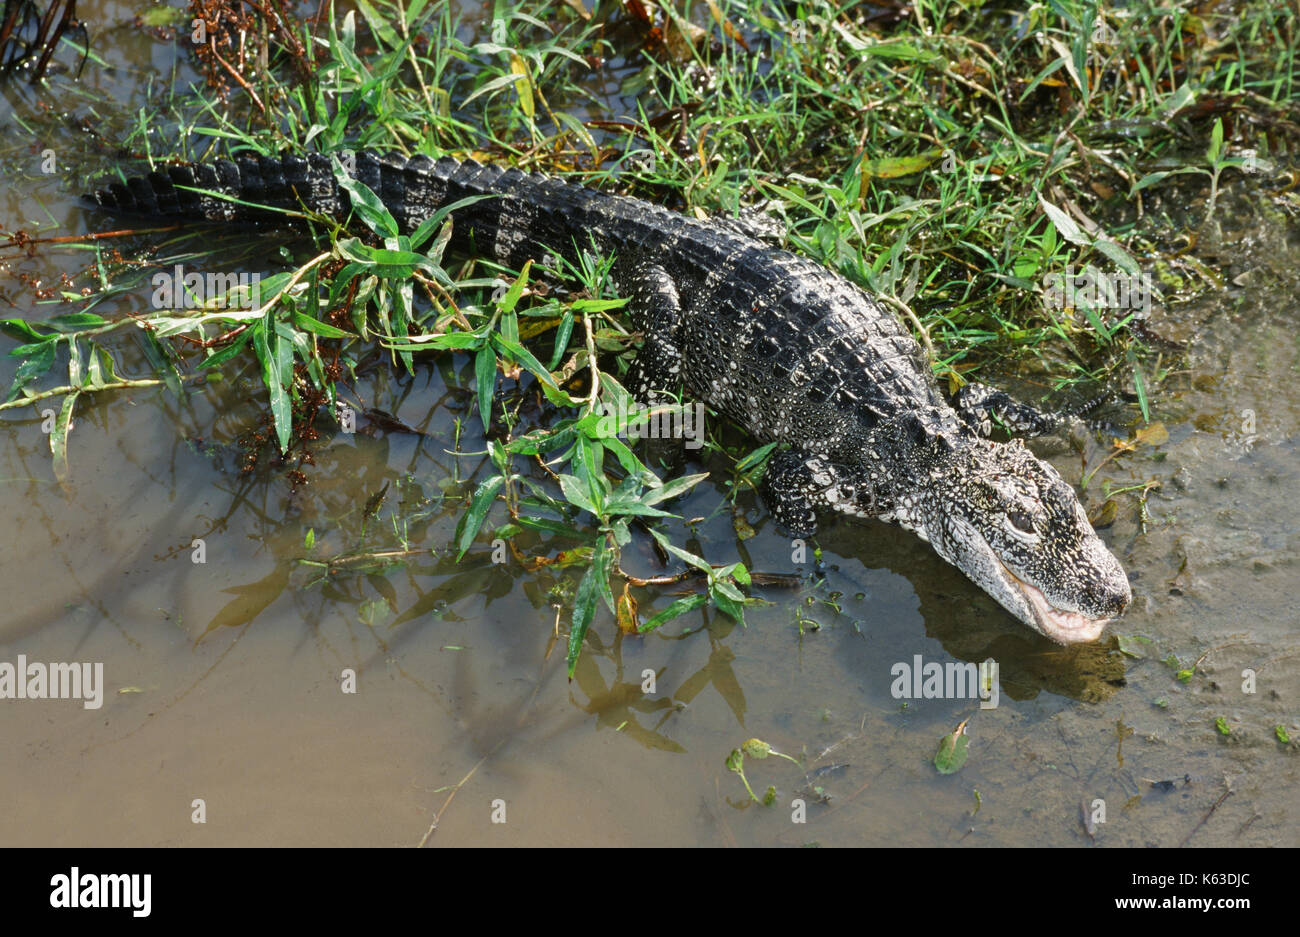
left=0, top=7, right=1296, bottom=847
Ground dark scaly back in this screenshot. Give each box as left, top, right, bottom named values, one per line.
left=87, top=150, right=945, bottom=456
left=654, top=224, right=947, bottom=457
left=88, top=151, right=673, bottom=275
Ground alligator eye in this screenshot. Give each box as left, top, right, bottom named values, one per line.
left=1006, top=510, right=1037, bottom=535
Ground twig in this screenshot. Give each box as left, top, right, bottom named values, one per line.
left=0, top=378, right=168, bottom=411
left=1177, top=778, right=1234, bottom=848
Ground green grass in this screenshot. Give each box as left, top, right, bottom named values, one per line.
left=2, top=0, right=1297, bottom=665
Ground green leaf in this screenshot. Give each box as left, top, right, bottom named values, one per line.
left=475, top=345, right=496, bottom=432
left=407, top=194, right=493, bottom=250
left=1093, top=239, right=1140, bottom=277
left=490, top=333, right=562, bottom=394
left=634, top=592, right=707, bottom=636
left=860, top=152, right=941, bottom=180
left=735, top=441, right=778, bottom=472
left=293, top=310, right=355, bottom=338
left=138, top=330, right=183, bottom=397
left=455, top=474, right=505, bottom=559
left=1037, top=195, right=1089, bottom=246
left=934, top=719, right=971, bottom=774
left=548, top=309, right=575, bottom=369
left=637, top=593, right=709, bottom=634
left=334, top=171, right=399, bottom=239
left=336, top=238, right=446, bottom=280
left=0, top=318, right=50, bottom=343
left=462, top=72, right=529, bottom=109
left=1130, top=352, right=1150, bottom=423
left=385, top=330, right=483, bottom=352
left=567, top=538, right=607, bottom=677
left=253, top=318, right=292, bottom=453
left=512, top=514, right=584, bottom=538
left=495, top=260, right=532, bottom=316
left=198, top=326, right=255, bottom=370
left=649, top=528, right=712, bottom=573
left=601, top=499, right=673, bottom=518
left=43, top=312, right=108, bottom=333
left=640, top=471, right=709, bottom=506
left=710, top=582, right=746, bottom=623
left=557, top=473, right=599, bottom=515
left=1129, top=167, right=1200, bottom=195
left=1207, top=118, right=1224, bottom=165
left=50, top=390, right=80, bottom=484
left=7, top=338, right=57, bottom=400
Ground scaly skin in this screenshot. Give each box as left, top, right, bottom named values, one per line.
left=88, top=150, right=1132, bottom=642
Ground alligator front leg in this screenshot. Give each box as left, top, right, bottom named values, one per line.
left=953, top=383, right=1063, bottom=438
left=761, top=448, right=875, bottom=538
left=621, top=263, right=683, bottom=403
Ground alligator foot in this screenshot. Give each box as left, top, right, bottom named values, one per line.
left=953, top=383, right=1065, bottom=438
left=761, top=448, right=874, bottom=538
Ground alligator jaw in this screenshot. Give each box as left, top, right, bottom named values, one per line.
left=1000, top=564, right=1111, bottom=644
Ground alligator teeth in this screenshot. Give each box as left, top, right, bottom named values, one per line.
left=1001, top=565, right=1110, bottom=644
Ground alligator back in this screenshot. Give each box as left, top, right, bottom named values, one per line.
left=89, top=150, right=944, bottom=456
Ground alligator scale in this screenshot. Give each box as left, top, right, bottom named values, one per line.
left=89, top=151, right=1132, bottom=642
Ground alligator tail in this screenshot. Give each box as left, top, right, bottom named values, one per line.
left=85, top=151, right=635, bottom=270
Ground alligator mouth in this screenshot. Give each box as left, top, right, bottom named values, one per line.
left=1001, top=565, right=1110, bottom=644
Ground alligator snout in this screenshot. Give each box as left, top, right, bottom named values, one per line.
left=1090, top=575, right=1132, bottom=618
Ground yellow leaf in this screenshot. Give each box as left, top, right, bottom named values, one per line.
left=616, top=584, right=639, bottom=634
left=509, top=54, right=534, bottom=119
left=1135, top=421, right=1169, bottom=446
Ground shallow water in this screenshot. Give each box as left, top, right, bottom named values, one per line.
left=0, top=3, right=1295, bottom=847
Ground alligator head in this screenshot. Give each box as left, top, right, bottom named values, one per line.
left=900, top=436, right=1131, bottom=643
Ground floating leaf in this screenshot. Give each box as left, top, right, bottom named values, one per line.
left=1089, top=499, right=1118, bottom=528
left=637, top=593, right=709, bottom=634
left=1134, top=421, right=1168, bottom=446
left=934, top=718, right=971, bottom=775
left=616, top=583, right=639, bottom=634
left=1116, top=634, right=1151, bottom=658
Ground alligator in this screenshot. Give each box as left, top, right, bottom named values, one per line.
left=88, top=150, right=1133, bottom=643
